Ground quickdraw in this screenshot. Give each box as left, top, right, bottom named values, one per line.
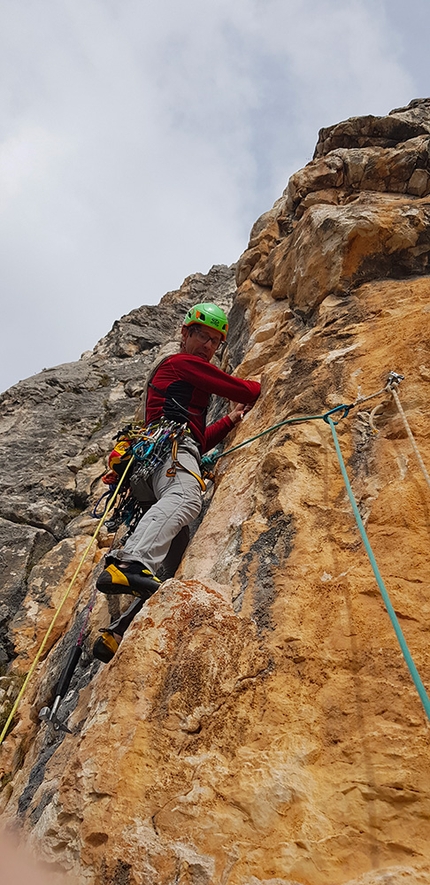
left=95, top=419, right=197, bottom=535
left=3, top=371, right=428, bottom=743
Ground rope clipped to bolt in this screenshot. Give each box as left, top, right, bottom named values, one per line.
left=2, top=371, right=429, bottom=744
left=202, top=370, right=429, bottom=482
left=326, top=411, right=430, bottom=722
left=202, top=370, right=430, bottom=722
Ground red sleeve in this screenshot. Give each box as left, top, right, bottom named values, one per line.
left=167, top=354, right=261, bottom=403
left=203, top=415, right=235, bottom=453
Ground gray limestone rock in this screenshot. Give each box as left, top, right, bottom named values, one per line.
left=0, top=265, right=236, bottom=542
left=0, top=518, right=55, bottom=662
left=0, top=264, right=236, bottom=664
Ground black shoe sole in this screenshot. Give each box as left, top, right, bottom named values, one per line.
left=93, top=633, right=119, bottom=663
left=96, top=564, right=161, bottom=599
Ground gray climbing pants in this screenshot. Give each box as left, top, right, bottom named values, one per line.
left=118, top=442, right=203, bottom=574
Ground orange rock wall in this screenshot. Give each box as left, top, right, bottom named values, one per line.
left=1, top=100, right=430, bottom=885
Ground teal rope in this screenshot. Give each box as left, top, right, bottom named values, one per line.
left=202, top=403, right=352, bottom=469
left=326, top=415, right=430, bottom=722
left=202, top=399, right=429, bottom=719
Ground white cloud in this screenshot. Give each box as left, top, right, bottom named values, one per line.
left=0, top=0, right=423, bottom=391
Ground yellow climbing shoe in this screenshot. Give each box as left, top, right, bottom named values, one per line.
left=93, top=631, right=120, bottom=663
left=96, top=560, right=161, bottom=599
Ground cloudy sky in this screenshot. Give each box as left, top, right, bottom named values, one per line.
left=1, top=0, right=428, bottom=392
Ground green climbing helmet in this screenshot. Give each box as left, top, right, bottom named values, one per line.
left=183, top=303, right=228, bottom=340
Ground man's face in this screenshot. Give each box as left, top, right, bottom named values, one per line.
left=181, top=324, right=223, bottom=361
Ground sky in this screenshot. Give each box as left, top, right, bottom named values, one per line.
left=0, top=0, right=428, bottom=392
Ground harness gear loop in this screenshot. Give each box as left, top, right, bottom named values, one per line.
left=92, top=486, right=117, bottom=519
left=162, top=429, right=207, bottom=492
left=166, top=457, right=207, bottom=492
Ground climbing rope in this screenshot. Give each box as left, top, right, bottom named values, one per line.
left=386, top=374, right=430, bottom=490
left=0, top=456, right=135, bottom=745
left=352, top=385, right=389, bottom=408
left=202, top=372, right=430, bottom=722
left=2, top=373, right=428, bottom=742
left=201, top=404, right=352, bottom=471
left=203, top=373, right=429, bottom=482
left=326, top=414, right=430, bottom=723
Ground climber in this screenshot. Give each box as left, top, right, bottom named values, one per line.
left=94, top=303, right=260, bottom=660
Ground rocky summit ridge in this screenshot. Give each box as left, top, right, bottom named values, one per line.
left=0, top=100, right=429, bottom=885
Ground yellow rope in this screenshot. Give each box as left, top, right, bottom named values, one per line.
left=1, top=379, right=427, bottom=744
left=0, top=459, right=134, bottom=746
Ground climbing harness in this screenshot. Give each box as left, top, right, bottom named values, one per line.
left=1, top=372, right=429, bottom=743
left=95, top=419, right=198, bottom=530
left=0, top=419, right=200, bottom=741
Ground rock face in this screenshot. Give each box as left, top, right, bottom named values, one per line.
left=1, top=100, right=430, bottom=885
left=0, top=265, right=236, bottom=667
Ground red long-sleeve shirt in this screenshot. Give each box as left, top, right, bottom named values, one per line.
left=146, top=353, right=261, bottom=453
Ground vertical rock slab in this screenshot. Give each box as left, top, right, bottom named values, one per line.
left=1, top=103, right=430, bottom=885
left=9, top=536, right=102, bottom=668
left=0, top=518, right=55, bottom=664
left=11, top=581, right=272, bottom=883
